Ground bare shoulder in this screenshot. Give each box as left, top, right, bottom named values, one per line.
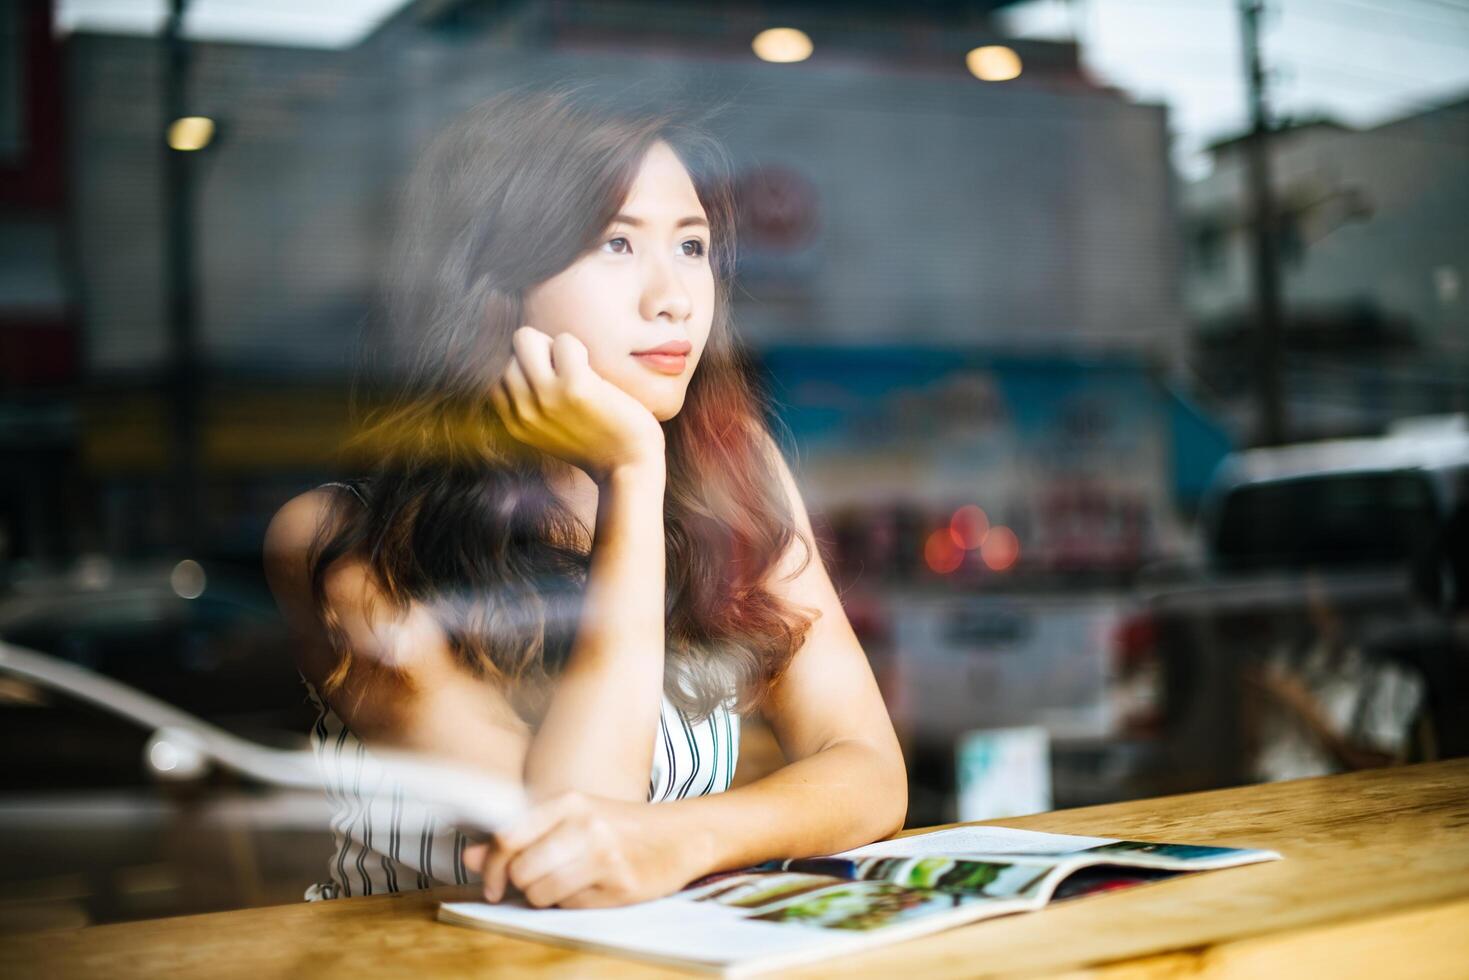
left=262, top=489, right=337, bottom=606
left=263, top=489, right=374, bottom=685
left=263, top=487, right=337, bottom=555
left=261, top=488, right=530, bottom=752
left=753, top=428, right=807, bottom=516
left=263, top=487, right=448, bottom=684
left=262, top=488, right=377, bottom=642
left=753, top=428, right=820, bottom=586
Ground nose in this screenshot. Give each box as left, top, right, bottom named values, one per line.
left=638, top=251, right=692, bottom=324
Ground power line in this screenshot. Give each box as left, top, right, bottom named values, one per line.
left=1276, top=63, right=1469, bottom=123
left=1309, top=0, right=1469, bottom=32
left=1281, top=5, right=1469, bottom=52
left=1391, top=0, right=1469, bottom=15
left=1284, top=54, right=1454, bottom=90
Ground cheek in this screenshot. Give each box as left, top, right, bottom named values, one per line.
left=526, top=270, right=618, bottom=360
left=693, top=293, right=716, bottom=357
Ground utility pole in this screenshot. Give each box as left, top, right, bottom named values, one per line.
left=163, top=0, right=201, bottom=552
left=1238, top=0, right=1287, bottom=446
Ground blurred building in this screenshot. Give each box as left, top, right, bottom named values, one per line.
left=38, top=0, right=1192, bottom=562
left=1, top=1, right=78, bottom=566
left=64, top=1, right=1186, bottom=371
left=1182, top=97, right=1469, bottom=441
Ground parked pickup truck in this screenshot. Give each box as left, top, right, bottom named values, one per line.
left=1132, top=415, right=1469, bottom=795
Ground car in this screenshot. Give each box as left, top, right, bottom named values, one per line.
left=1136, top=415, right=1469, bottom=793
left=0, top=558, right=330, bottom=930
left=0, top=557, right=316, bottom=788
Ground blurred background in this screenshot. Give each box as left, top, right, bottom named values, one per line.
left=1, top=0, right=1466, bottom=931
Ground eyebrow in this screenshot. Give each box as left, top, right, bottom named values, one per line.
left=610, top=213, right=709, bottom=229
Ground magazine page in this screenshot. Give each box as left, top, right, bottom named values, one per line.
left=683, top=852, right=1067, bottom=914
left=439, top=857, right=1045, bottom=976
left=831, top=825, right=1120, bottom=859
left=1045, top=864, right=1183, bottom=902
left=438, top=827, right=1279, bottom=975
left=832, top=825, right=1280, bottom=871
left=744, top=854, right=1065, bottom=901
left=1055, top=839, right=1282, bottom=871
left=746, top=850, right=1213, bottom=909
left=440, top=881, right=1030, bottom=978
left=440, top=890, right=868, bottom=977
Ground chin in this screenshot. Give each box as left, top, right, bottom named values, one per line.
left=639, top=386, right=688, bottom=421
left=650, top=400, right=684, bottom=423
left=620, top=380, right=686, bottom=423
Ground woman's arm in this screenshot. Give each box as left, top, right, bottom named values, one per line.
left=470, top=436, right=908, bottom=907
left=265, top=329, right=672, bottom=806
left=521, top=458, right=668, bottom=803
left=658, top=437, right=908, bottom=869
left=263, top=490, right=536, bottom=785
left=264, top=468, right=668, bottom=806
left=491, top=327, right=673, bottom=804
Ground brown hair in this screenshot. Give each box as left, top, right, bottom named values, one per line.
left=308, top=86, right=817, bottom=724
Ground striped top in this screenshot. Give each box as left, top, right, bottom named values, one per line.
left=302, top=481, right=741, bottom=901
left=303, top=681, right=741, bottom=900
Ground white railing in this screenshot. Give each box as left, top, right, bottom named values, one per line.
left=0, top=641, right=526, bottom=834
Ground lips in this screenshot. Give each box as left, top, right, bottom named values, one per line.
left=632, top=350, right=689, bottom=375
left=633, top=340, right=692, bottom=356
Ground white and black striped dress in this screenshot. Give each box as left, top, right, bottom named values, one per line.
left=301, top=483, right=741, bottom=901
left=302, top=681, right=741, bottom=900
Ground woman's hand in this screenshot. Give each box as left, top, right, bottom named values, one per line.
left=490, top=326, right=665, bottom=483
left=464, top=790, right=701, bottom=909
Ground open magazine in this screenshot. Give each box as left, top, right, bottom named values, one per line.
left=438, top=825, right=1281, bottom=976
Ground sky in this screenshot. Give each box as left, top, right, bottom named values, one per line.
left=998, top=0, right=1469, bottom=179
left=55, top=0, right=410, bottom=49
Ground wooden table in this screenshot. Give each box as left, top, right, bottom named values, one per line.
left=5, top=758, right=1468, bottom=978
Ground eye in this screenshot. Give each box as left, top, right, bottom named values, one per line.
left=601, top=235, right=707, bottom=258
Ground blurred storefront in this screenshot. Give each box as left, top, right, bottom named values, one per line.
left=1184, top=99, right=1469, bottom=440
left=1, top=0, right=1464, bottom=926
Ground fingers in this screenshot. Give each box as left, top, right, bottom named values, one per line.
left=502, top=327, right=590, bottom=423
left=497, top=791, right=584, bottom=854
left=523, top=859, right=602, bottom=909
left=477, top=792, right=586, bottom=902
left=481, top=839, right=515, bottom=903
left=512, top=326, right=556, bottom=394
left=488, top=380, right=518, bottom=433
left=470, top=829, right=601, bottom=909
left=557, top=884, right=618, bottom=909
left=502, top=356, right=536, bottom=416
left=511, top=822, right=599, bottom=908
left=550, top=332, right=592, bottom=387
left=463, top=839, right=499, bottom=897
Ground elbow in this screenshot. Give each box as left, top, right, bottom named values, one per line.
left=844, top=740, right=907, bottom=840
left=521, top=758, right=648, bottom=806
left=883, top=760, right=909, bottom=837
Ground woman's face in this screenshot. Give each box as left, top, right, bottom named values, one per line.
left=522, top=140, right=716, bottom=422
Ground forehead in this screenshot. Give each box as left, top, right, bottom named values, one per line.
left=621, top=141, right=705, bottom=215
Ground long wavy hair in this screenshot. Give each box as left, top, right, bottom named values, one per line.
left=307, top=87, right=817, bottom=725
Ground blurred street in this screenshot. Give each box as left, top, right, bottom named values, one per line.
left=2, top=0, right=1466, bottom=926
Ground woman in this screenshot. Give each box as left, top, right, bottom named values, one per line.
left=263, top=87, right=906, bottom=910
